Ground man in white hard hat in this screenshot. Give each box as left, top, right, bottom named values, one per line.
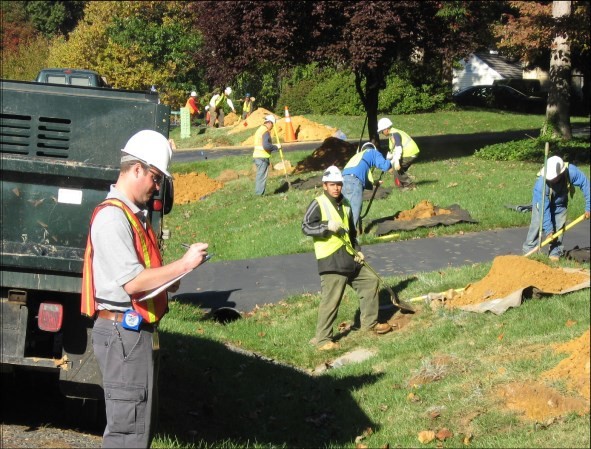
left=185, top=91, right=201, bottom=124
left=522, top=155, right=590, bottom=261
left=208, top=86, right=236, bottom=128
left=302, top=165, right=392, bottom=351
left=252, top=114, right=280, bottom=195
left=81, top=130, right=210, bottom=448
left=377, top=117, right=420, bottom=190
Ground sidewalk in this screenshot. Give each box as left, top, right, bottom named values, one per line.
left=174, top=222, right=590, bottom=313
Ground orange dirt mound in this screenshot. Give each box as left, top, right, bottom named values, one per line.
left=173, top=172, right=224, bottom=205
left=543, top=328, right=590, bottom=400
left=397, top=200, right=452, bottom=221
left=293, top=137, right=357, bottom=174
left=451, top=255, right=589, bottom=307
left=227, top=108, right=276, bottom=134
left=224, top=112, right=241, bottom=126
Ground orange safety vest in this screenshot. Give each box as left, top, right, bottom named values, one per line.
left=81, top=199, right=168, bottom=323
left=185, top=97, right=199, bottom=114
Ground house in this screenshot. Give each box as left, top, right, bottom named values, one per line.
left=452, top=51, right=523, bottom=93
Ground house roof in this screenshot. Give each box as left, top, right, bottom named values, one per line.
left=475, top=52, right=523, bottom=79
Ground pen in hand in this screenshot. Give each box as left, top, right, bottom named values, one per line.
left=181, top=243, right=213, bottom=261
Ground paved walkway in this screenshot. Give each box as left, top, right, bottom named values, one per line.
left=174, top=222, right=590, bottom=313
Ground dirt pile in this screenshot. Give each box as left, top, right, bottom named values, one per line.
left=293, top=137, right=357, bottom=174
left=451, top=255, right=589, bottom=307
left=543, top=328, right=590, bottom=400
left=173, top=172, right=224, bottom=205
left=396, top=200, right=453, bottom=221
left=227, top=108, right=276, bottom=133
left=224, top=112, right=241, bottom=126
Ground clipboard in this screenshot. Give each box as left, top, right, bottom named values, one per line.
left=136, top=271, right=189, bottom=302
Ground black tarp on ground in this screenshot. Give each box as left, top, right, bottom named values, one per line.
left=374, top=204, right=478, bottom=235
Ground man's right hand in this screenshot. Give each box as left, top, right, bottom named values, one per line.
left=182, top=243, right=209, bottom=269
left=327, top=220, right=344, bottom=235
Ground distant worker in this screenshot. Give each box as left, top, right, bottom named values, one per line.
left=208, top=87, right=236, bottom=128
left=377, top=117, right=420, bottom=190
left=185, top=91, right=201, bottom=124
left=522, top=155, right=590, bottom=261
left=241, top=93, right=256, bottom=120
left=82, top=130, right=210, bottom=448
left=342, top=142, right=393, bottom=229
left=302, top=165, right=392, bottom=351
left=252, top=115, right=279, bottom=195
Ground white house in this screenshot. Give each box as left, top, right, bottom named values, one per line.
left=452, top=51, right=523, bottom=93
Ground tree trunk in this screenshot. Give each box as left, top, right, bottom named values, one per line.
left=544, top=0, right=572, bottom=140
left=355, top=68, right=382, bottom=151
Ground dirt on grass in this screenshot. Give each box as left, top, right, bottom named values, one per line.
left=173, top=172, right=225, bottom=205
left=450, top=255, right=589, bottom=307
left=396, top=200, right=453, bottom=221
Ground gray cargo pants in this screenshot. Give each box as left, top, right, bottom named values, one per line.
left=92, top=317, right=160, bottom=448
left=315, top=265, right=380, bottom=346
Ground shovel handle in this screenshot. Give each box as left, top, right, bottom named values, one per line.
left=524, top=213, right=586, bottom=257
left=272, top=126, right=288, bottom=177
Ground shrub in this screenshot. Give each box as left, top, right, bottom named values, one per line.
left=379, top=75, right=447, bottom=114
left=474, top=137, right=590, bottom=163
left=307, top=71, right=364, bottom=115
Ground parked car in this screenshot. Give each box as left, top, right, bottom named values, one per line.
left=452, top=84, right=547, bottom=114
left=35, top=68, right=111, bottom=88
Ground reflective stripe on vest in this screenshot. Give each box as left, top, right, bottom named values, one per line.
left=215, top=93, right=226, bottom=108
left=252, top=125, right=271, bottom=158
left=81, top=199, right=167, bottom=323
left=244, top=101, right=252, bottom=113
left=313, top=195, right=355, bottom=259
left=344, top=150, right=374, bottom=184
left=388, top=128, right=419, bottom=157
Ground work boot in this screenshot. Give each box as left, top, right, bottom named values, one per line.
left=549, top=255, right=560, bottom=262
left=371, top=323, right=392, bottom=335
left=318, top=341, right=340, bottom=351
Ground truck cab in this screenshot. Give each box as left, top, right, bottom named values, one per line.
left=36, top=68, right=111, bottom=88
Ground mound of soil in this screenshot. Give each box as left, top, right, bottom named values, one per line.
left=451, top=255, right=589, bottom=307
left=173, top=172, right=224, bottom=205
left=396, top=200, right=452, bottom=221
left=293, top=137, right=357, bottom=174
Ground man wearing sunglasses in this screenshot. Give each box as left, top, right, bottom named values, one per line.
left=82, top=130, right=209, bottom=448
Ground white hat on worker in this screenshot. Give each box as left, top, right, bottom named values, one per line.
left=377, top=117, right=393, bottom=133
left=539, top=156, right=566, bottom=181
left=322, top=165, right=344, bottom=183
left=264, top=114, right=276, bottom=124
left=190, top=91, right=197, bottom=97
left=224, top=87, right=232, bottom=95
left=121, top=130, right=172, bottom=177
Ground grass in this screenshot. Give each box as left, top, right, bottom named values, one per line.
left=151, top=110, right=590, bottom=448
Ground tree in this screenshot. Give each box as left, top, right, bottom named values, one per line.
left=24, top=1, right=86, bottom=38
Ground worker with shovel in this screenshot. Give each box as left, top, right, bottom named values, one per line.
left=522, top=155, right=590, bottom=261
left=342, top=142, right=394, bottom=229
left=302, top=166, right=392, bottom=351
left=252, top=114, right=280, bottom=195
left=377, top=117, right=420, bottom=190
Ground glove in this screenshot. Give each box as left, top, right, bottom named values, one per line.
left=354, top=252, right=365, bottom=264
left=386, top=152, right=394, bottom=160
left=277, top=145, right=282, bottom=151
left=393, top=145, right=403, bottom=160
left=394, top=161, right=401, bottom=171
left=327, top=220, right=344, bottom=235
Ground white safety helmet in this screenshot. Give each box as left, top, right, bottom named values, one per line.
left=224, top=87, right=232, bottom=95
left=322, top=165, right=344, bottom=183
left=264, top=114, right=276, bottom=124
left=377, top=117, right=393, bottom=133
left=541, top=155, right=566, bottom=181
left=360, top=142, right=377, bottom=152
left=190, top=91, right=197, bottom=97
left=121, top=130, right=172, bottom=177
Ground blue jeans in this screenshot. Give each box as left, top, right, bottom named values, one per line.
left=342, top=174, right=363, bottom=228
left=254, top=158, right=270, bottom=195
left=522, top=202, right=567, bottom=257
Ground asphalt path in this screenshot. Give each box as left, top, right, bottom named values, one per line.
left=174, top=222, right=590, bottom=313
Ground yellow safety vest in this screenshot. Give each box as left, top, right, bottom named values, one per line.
left=344, top=149, right=374, bottom=184
left=252, top=125, right=271, bottom=158
left=313, top=195, right=355, bottom=260
left=214, top=93, right=226, bottom=108
left=244, top=100, right=252, bottom=114
left=388, top=128, right=420, bottom=157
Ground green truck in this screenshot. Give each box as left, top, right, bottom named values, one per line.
left=0, top=79, right=173, bottom=402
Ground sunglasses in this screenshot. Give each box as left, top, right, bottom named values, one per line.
left=148, top=169, right=163, bottom=184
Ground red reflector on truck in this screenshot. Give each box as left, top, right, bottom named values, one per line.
left=152, top=199, right=163, bottom=211
left=38, top=302, right=63, bottom=332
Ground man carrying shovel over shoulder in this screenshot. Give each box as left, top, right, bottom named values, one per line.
left=252, top=114, right=279, bottom=195
left=302, top=166, right=392, bottom=351
left=522, top=156, right=590, bottom=261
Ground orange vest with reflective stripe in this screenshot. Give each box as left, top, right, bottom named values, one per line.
left=81, top=199, right=168, bottom=323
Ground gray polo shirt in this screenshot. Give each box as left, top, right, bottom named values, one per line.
left=91, top=185, right=149, bottom=311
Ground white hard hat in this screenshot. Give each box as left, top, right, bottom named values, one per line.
left=121, top=130, right=172, bottom=177
left=540, top=155, right=566, bottom=181
left=224, top=87, right=232, bottom=95
left=264, top=114, right=276, bottom=124
left=360, top=142, right=377, bottom=152
left=377, top=117, right=393, bottom=133
left=190, top=91, right=197, bottom=97
left=322, top=165, right=344, bottom=183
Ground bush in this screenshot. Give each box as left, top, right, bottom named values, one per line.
left=307, top=71, right=364, bottom=115
left=474, top=136, right=590, bottom=164
left=379, top=75, right=447, bottom=114
left=276, top=79, right=315, bottom=115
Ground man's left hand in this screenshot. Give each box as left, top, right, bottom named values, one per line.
left=354, top=252, right=365, bottom=264
left=167, top=280, right=181, bottom=293
left=585, top=211, right=590, bottom=219
left=394, top=162, right=401, bottom=171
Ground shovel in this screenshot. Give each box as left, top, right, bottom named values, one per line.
left=338, top=236, right=415, bottom=313
left=524, top=213, right=586, bottom=257
left=272, top=125, right=291, bottom=191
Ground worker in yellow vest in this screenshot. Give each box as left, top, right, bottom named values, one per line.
left=377, top=117, right=420, bottom=190
left=302, top=165, right=392, bottom=351
left=241, top=92, right=256, bottom=119
left=252, top=114, right=280, bottom=195
left=208, top=87, right=236, bottom=128
left=81, top=130, right=210, bottom=448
